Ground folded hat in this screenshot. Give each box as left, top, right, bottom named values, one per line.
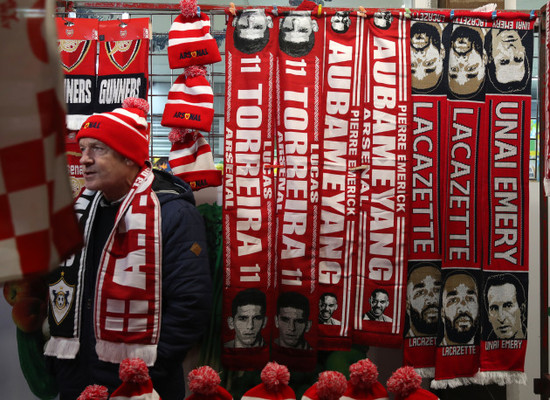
left=186, top=365, right=233, bottom=400
left=386, top=366, right=439, bottom=400
left=168, top=0, right=221, bottom=69
left=341, top=358, right=388, bottom=400
left=161, top=65, right=214, bottom=132
left=302, top=371, right=348, bottom=400
left=110, top=358, right=161, bottom=400
left=77, top=385, right=109, bottom=400
left=242, top=362, right=296, bottom=400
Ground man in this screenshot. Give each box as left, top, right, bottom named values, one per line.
left=363, top=288, right=392, bottom=322
left=225, top=288, right=267, bottom=348
left=373, top=11, right=393, bottom=30
left=441, top=271, right=479, bottom=345
left=410, top=22, right=446, bottom=92
left=486, top=29, right=530, bottom=93
left=233, top=9, right=273, bottom=54
left=484, top=273, right=527, bottom=340
left=406, top=263, right=442, bottom=337
left=45, top=98, right=212, bottom=400
left=275, top=291, right=312, bottom=350
left=279, top=10, right=319, bottom=58
left=319, top=292, right=341, bottom=325
left=331, top=11, right=351, bottom=34
left=447, top=25, right=487, bottom=98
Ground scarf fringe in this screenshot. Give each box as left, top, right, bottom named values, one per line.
left=430, top=376, right=477, bottom=389
left=473, top=371, right=527, bottom=386
left=44, top=337, right=80, bottom=359
left=96, top=340, right=157, bottom=366
left=415, top=367, right=435, bottom=378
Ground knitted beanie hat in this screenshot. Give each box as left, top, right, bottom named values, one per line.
left=161, top=65, right=214, bottom=132
left=168, top=0, right=221, bottom=69
left=186, top=366, right=233, bottom=400
left=76, top=97, right=150, bottom=167
left=341, top=358, right=388, bottom=400
left=110, top=358, right=161, bottom=400
left=168, top=128, right=222, bottom=190
left=386, top=366, right=439, bottom=400
left=242, top=362, right=296, bottom=400
left=302, top=371, right=348, bottom=400
left=77, top=385, right=109, bottom=400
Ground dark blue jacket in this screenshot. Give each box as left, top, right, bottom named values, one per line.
left=48, top=170, right=212, bottom=400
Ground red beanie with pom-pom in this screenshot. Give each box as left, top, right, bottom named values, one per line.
left=386, top=366, right=439, bottom=400
left=167, top=0, right=221, bottom=69
left=302, top=371, right=347, bottom=400
left=186, top=365, right=233, bottom=400
left=341, top=358, right=388, bottom=400
left=110, top=358, right=161, bottom=400
left=242, top=362, right=296, bottom=400
left=76, top=97, right=150, bottom=166
left=77, top=384, right=109, bottom=400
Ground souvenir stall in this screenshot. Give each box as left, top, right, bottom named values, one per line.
left=0, top=0, right=548, bottom=399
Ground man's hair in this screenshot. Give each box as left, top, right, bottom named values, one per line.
left=231, top=288, right=266, bottom=316
left=370, top=288, right=389, bottom=300
left=484, top=29, right=530, bottom=93
left=277, top=291, right=310, bottom=319
left=233, top=20, right=271, bottom=54
left=320, top=292, right=338, bottom=303
left=443, top=270, right=478, bottom=293
left=484, top=273, right=526, bottom=312
left=411, top=22, right=441, bottom=50
left=279, top=17, right=315, bottom=58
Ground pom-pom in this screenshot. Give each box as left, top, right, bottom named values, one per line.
left=77, top=384, right=109, bottom=400
left=184, top=65, right=207, bottom=78
left=386, top=366, right=422, bottom=398
left=261, top=362, right=290, bottom=392
left=316, top=371, right=347, bottom=400
left=180, top=0, right=198, bottom=18
left=188, top=366, right=221, bottom=395
left=122, top=97, right=149, bottom=114
left=349, top=359, right=378, bottom=390
left=169, top=128, right=194, bottom=144
left=119, top=358, right=150, bottom=384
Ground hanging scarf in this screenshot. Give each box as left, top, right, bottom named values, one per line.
left=45, top=167, right=162, bottom=366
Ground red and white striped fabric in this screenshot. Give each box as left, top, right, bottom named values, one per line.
left=0, top=0, right=82, bottom=282
left=161, top=71, right=214, bottom=132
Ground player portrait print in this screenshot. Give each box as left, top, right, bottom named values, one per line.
left=232, top=9, right=274, bottom=54
left=410, top=21, right=446, bottom=93
left=279, top=10, right=319, bottom=57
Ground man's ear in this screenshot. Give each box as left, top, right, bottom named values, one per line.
left=305, top=320, right=312, bottom=333
left=312, top=19, right=319, bottom=32
left=227, top=317, right=234, bottom=330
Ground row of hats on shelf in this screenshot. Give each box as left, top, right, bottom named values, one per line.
left=163, top=0, right=222, bottom=191
left=76, top=358, right=439, bottom=400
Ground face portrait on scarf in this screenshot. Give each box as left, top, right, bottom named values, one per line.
left=232, top=9, right=273, bottom=54
left=331, top=11, right=351, bottom=34
left=279, top=11, right=319, bottom=57
left=225, top=288, right=267, bottom=348
left=363, top=288, right=392, bottom=322
left=441, top=272, right=479, bottom=345
left=411, top=22, right=445, bottom=92
left=319, top=292, right=340, bottom=325
left=275, top=291, right=312, bottom=350
left=447, top=25, right=487, bottom=98
left=373, top=11, right=393, bottom=30
left=406, top=264, right=442, bottom=337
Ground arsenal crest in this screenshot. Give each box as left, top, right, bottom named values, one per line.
left=58, top=39, right=93, bottom=73
left=49, top=274, right=75, bottom=325
left=105, top=39, right=142, bottom=71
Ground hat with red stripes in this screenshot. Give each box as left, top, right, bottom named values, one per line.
left=76, top=97, right=150, bottom=167
left=341, top=358, right=389, bottom=400
left=241, top=362, right=296, bottom=400
left=110, top=358, right=161, bottom=400
left=386, top=366, right=439, bottom=400
left=168, top=0, right=221, bottom=69
left=161, top=65, right=214, bottom=132
left=168, top=128, right=221, bottom=191
left=302, top=371, right=348, bottom=400
left=186, top=366, right=233, bottom=400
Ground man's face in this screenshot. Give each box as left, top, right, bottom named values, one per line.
left=331, top=12, right=350, bottom=33
left=487, top=283, right=524, bottom=339
left=276, top=306, right=310, bottom=348
left=319, top=295, right=338, bottom=322
left=443, top=274, right=479, bottom=343
left=373, top=12, right=392, bottom=30
left=280, top=14, right=317, bottom=44
left=234, top=10, right=273, bottom=41
left=491, top=30, right=526, bottom=84
left=448, top=30, right=486, bottom=94
left=407, top=266, right=442, bottom=334
left=369, top=292, right=389, bottom=318
left=79, top=137, right=135, bottom=201
left=228, top=304, right=266, bottom=347
left=411, top=28, right=444, bottom=89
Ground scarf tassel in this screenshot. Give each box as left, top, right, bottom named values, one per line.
left=96, top=340, right=158, bottom=366
left=44, top=337, right=80, bottom=359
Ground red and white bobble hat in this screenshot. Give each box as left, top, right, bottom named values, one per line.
left=386, top=367, right=439, bottom=400
left=341, top=358, right=389, bottom=400
left=168, top=128, right=222, bottom=191
left=161, top=65, right=214, bottom=132
left=168, top=0, right=221, bottom=69
left=186, top=365, right=233, bottom=400
left=76, top=97, right=150, bottom=167
left=242, top=362, right=296, bottom=400
left=77, top=384, right=109, bottom=400
left=302, top=371, right=348, bottom=400
left=110, top=358, right=161, bottom=400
